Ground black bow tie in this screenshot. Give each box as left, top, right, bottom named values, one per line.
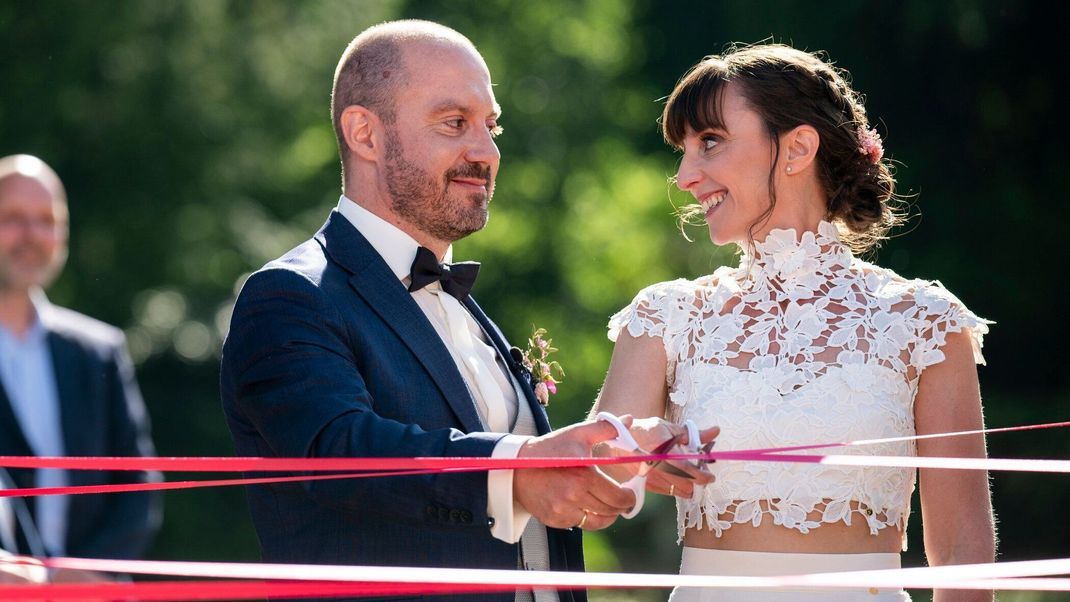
left=407, top=246, right=480, bottom=299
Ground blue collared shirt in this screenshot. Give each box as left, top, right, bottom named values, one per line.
left=0, top=291, right=68, bottom=555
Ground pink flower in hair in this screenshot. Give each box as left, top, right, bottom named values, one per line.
left=857, top=126, right=884, bottom=164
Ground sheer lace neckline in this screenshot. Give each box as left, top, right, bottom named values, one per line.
left=738, top=221, right=853, bottom=299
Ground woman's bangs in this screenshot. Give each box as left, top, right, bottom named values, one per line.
left=662, top=64, right=729, bottom=148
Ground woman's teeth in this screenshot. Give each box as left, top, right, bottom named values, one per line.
left=700, top=192, right=727, bottom=213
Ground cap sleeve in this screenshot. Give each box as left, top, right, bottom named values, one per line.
left=607, top=280, right=689, bottom=343
left=912, top=280, right=993, bottom=371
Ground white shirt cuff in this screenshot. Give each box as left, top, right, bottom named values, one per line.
left=488, top=434, right=533, bottom=543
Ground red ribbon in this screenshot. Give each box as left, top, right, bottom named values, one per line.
left=2, top=419, right=1068, bottom=498
left=1, top=556, right=1069, bottom=600
left=0, top=579, right=520, bottom=600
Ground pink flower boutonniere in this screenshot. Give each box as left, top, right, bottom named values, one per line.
left=520, top=327, right=565, bottom=407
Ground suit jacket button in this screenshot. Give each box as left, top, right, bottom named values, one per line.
left=487, top=517, right=496, bottom=527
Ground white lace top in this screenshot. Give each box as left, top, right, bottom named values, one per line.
left=608, top=222, right=991, bottom=548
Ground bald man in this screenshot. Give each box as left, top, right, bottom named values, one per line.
left=0, top=155, right=160, bottom=564
left=220, top=19, right=714, bottom=602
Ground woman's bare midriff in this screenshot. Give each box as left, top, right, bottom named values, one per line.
left=682, top=510, right=903, bottom=554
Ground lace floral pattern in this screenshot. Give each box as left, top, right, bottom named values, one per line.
left=608, top=222, right=991, bottom=547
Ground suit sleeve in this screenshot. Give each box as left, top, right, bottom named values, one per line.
left=221, top=268, right=502, bottom=525
left=72, top=336, right=162, bottom=559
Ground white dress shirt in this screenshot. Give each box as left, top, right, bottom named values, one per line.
left=0, top=291, right=68, bottom=556
left=0, top=474, right=48, bottom=583
left=335, top=196, right=536, bottom=543
left=0, top=480, right=16, bottom=553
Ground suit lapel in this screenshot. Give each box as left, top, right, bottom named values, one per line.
left=47, top=331, right=93, bottom=463
left=0, top=381, right=33, bottom=457
left=315, top=212, right=485, bottom=433
left=462, top=296, right=553, bottom=436
left=0, top=357, right=38, bottom=496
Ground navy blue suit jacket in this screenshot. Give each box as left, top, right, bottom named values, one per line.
left=220, top=211, right=585, bottom=602
left=0, top=306, right=161, bottom=559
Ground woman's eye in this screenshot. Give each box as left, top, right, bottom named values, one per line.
left=701, top=136, right=720, bottom=151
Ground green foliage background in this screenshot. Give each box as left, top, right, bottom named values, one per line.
left=2, top=1, right=1066, bottom=600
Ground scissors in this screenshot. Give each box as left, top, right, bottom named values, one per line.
left=595, top=412, right=715, bottom=518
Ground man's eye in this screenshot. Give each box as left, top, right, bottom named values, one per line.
left=446, top=118, right=466, bottom=129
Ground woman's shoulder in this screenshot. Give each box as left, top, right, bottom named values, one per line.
left=608, top=266, right=740, bottom=341
left=851, top=259, right=973, bottom=309
left=850, top=258, right=992, bottom=366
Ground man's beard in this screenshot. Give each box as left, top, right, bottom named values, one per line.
left=0, top=244, right=65, bottom=292
left=384, top=130, right=492, bottom=243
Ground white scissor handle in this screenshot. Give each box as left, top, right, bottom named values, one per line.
left=619, top=475, right=646, bottom=519
left=684, top=419, right=700, bottom=453
left=595, top=412, right=645, bottom=518
left=595, top=411, right=640, bottom=451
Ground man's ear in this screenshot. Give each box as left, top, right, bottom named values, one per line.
left=340, top=105, right=382, bottom=162
left=782, top=124, right=820, bottom=174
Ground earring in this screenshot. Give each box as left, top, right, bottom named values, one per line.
left=786, top=165, right=793, bottom=173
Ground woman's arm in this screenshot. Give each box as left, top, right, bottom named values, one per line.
left=915, top=330, right=996, bottom=602
left=589, top=331, right=714, bottom=497
left=590, top=330, right=670, bottom=421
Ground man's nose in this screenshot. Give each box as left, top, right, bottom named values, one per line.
left=465, top=127, right=500, bottom=167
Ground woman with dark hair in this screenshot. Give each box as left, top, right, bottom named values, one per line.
left=591, top=44, right=995, bottom=601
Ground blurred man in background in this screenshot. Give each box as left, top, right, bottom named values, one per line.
left=0, top=154, right=161, bottom=572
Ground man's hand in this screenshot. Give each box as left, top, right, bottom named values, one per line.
left=48, top=568, right=114, bottom=583
left=599, top=417, right=720, bottom=500
left=0, top=553, right=47, bottom=584
left=514, top=417, right=638, bottom=530
left=0, top=553, right=112, bottom=586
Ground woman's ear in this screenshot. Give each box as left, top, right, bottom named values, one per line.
left=782, top=124, right=820, bottom=174
left=339, top=105, right=383, bottom=163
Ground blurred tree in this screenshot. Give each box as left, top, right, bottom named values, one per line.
left=1, top=0, right=401, bottom=563
left=1, top=1, right=1066, bottom=599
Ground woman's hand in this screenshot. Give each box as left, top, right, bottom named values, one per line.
left=595, top=416, right=719, bottom=498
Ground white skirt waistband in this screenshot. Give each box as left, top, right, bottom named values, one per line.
left=669, top=547, right=910, bottom=602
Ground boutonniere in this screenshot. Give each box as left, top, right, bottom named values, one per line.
left=518, top=327, right=564, bottom=407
